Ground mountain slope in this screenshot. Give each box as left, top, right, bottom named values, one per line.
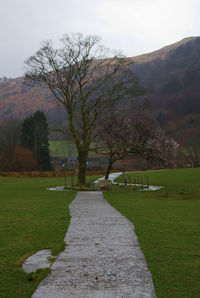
left=132, top=37, right=200, bottom=134
left=0, top=77, right=66, bottom=121
left=0, top=37, right=200, bottom=151
left=131, top=37, right=198, bottom=63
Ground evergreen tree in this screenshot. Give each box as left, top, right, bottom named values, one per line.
left=21, top=115, right=34, bottom=150
left=21, top=111, right=53, bottom=171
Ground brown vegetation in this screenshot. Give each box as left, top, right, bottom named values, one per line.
left=0, top=170, right=107, bottom=178
left=0, top=146, right=37, bottom=171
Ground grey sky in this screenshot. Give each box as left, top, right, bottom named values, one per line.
left=0, top=0, right=200, bottom=78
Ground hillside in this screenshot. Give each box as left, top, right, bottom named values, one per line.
left=0, top=77, right=66, bottom=122
left=131, top=37, right=197, bottom=63
left=132, top=37, right=200, bottom=153
left=1, top=37, right=200, bottom=161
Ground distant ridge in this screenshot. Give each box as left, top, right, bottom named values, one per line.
left=131, top=36, right=200, bottom=63
left=1, top=36, right=200, bottom=151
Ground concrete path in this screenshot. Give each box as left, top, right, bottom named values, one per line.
left=95, top=172, right=163, bottom=191
left=32, top=192, right=156, bottom=298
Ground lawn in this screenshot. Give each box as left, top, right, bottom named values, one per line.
left=49, top=140, right=77, bottom=157
left=1, top=169, right=200, bottom=297
left=104, top=168, right=200, bottom=298
left=0, top=177, right=76, bottom=298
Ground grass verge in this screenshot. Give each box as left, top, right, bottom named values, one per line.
left=104, top=168, right=200, bottom=298
left=0, top=177, right=76, bottom=298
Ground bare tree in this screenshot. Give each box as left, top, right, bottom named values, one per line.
left=95, top=112, right=133, bottom=179
left=96, top=112, right=179, bottom=179
left=24, top=33, right=144, bottom=185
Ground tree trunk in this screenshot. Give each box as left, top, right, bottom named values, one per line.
left=105, top=157, right=114, bottom=180
left=77, top=150, right=88, bottom=186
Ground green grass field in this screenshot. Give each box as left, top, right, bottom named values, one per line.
left=49, top=140, right=77, bottom=157
left=0, top=177, right=77, bottom=298
left=104, top=168, right=200, bottom=298
left=1, top=169, right=200, bottom=297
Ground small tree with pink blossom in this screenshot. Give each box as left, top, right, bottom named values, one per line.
left=96, top=112, right=179, bottom=179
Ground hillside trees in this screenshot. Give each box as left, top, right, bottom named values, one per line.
left=177, top=127, right=200, bottom=166
left=21, top=111, right=53, bottom=171
left=24, top=33, right=145, bottom=185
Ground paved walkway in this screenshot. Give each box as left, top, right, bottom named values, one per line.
left=95, top=172, right=163, bottom=191
left=32, top=192, right=156, bottom=298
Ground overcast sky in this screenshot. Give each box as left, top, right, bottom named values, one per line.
left=0, top=0, right=200, bottom=78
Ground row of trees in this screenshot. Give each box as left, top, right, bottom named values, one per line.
left=0, top=108, right=178, bottom=174
left=0, top=111, right=52, bottom=171
left=24, top=33, right=179, bottom=184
